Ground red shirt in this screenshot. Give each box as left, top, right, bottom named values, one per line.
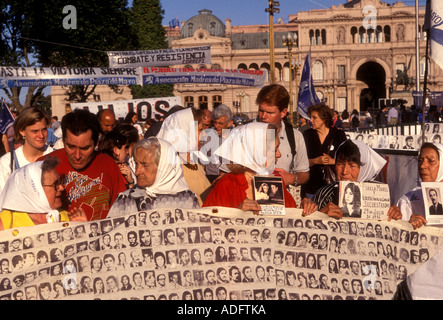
left=40, top=149, right=127, bottom=220
left=203, top=172, right=297, bottom=209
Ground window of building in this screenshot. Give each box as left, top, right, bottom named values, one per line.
left=212, top=95, right=222, bottom=108
left=337, top=65, right=346, bottom=80
left=313, top=61, right=324, bottom=81
left=384, top=25, right=391, bottom=42
left=185, top=96, right=194, bottom=108
left=199, top=96, right=208, bottom=109
left=337, top=98, right=347, bottom=112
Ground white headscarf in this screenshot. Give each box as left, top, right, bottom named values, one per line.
left=214, top=122, right=276, bottom=176
left=336, top=139, right=387, bottom=182
left=143, top=138, right=191, bottom=198
left=156, top=108, right=198, bottom=161
left=0, top=161, right=60, bottom=223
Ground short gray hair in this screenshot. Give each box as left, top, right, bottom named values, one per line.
left=133, top=137, right=161, bottom=166
left=40, top=157, right=60, bottom=185
left=212, top=104, right=232, bottom=122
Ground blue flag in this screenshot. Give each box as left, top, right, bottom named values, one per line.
left=169, top=18, right=180, bottom=28
left=425, top=0, right=443, bottom=70
left=0, top=99, right=14, bottom=134
left=297, top=51, right=320, bottom=120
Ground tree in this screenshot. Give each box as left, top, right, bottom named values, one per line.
left=26, top=0, right=138, bottom=103
left=0, top=1, right=47, bottom=111
left=129, top=0, right=173, bottom=99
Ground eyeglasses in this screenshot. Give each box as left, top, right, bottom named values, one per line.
left=42, top=179, right=63, bottom=191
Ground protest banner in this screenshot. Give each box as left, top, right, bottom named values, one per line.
left=0, top=207, right=440, bottom=300
left=0, top=66, right=266, bottom=88
left=107, top=46, right=211, bottom=68
left=70, top=96, right=182, bottom=121
left=141, top=67, right=266, bottom=87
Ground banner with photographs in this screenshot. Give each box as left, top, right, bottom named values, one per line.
left=0, top=208, right=442, bottom=300
left=71, top=96, right=182, bottom=121
left=107, top=46, right=211, bottom=68
left=347, top=132, right=437, bottom=151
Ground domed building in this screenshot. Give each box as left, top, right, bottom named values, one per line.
left=180, top=9, right=226, bottom=39
left=167, top=0, right=440, bottom=118
left=168, top=8, right=292, bottom=117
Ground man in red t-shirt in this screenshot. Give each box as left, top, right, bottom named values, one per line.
left=40, top=109, right=126, bottom=220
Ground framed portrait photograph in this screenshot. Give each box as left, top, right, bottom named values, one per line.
left=421, top=182, right=443, bottom=225
left=339, top=181, right=390, bottom=220
left=253, top=176, right=285, bottom=216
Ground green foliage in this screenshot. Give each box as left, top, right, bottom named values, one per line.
left=0, top=0, right=174, bottom=107
left=129, top=0, right=174, bottom=99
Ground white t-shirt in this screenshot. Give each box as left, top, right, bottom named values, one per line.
left=276, top=122, right=309, bottom=175
left=0, top=145, right=54, bottom=195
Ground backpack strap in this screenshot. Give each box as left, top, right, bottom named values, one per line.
left=284, top=121, right=296, bottom=174
left=284, top=121, right=296, bottom=158
left=9, top=149, right=19, bottom=173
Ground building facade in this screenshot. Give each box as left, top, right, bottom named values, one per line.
left=51, top=0, right=441, bottom=119
left=167, top=0, right=440, bottom=118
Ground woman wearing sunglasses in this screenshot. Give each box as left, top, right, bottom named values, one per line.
left=0, top=157, right=86, bottom=230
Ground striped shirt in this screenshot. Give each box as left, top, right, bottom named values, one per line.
left=313, top=182, right=339, bottom=210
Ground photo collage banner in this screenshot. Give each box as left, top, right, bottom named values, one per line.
left=349, top=123, right=442, bottom=151
left=0, top=208, right=442, bottom=300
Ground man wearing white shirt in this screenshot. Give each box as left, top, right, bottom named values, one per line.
left=256, top=84, right=309, bottom=187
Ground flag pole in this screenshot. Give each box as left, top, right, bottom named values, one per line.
left=422, top=1, right=431, bottom=143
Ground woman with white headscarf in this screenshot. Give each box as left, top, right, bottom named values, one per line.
left=301, top=139, right=402, bottom=220
left=156, top=107, right=211, bottom=205
left=0, top=158, right=86, bottom=230
left=393, top=142, right=443, bottom=300
left=107, top=137, right=199, bottom=217
left=397, top=142, right=443, bottom=229
left=202, top=122, right=296, bottom=214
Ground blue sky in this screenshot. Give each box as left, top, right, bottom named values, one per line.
left=160, top=0, right=427, bottom=26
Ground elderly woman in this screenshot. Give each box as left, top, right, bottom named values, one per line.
left=396, top=142, right=443, bottom=229
left=0, top=158, right=86, bottom=230
left=394, top=142, right=443, bottom=300
left=302, top=139, right=401, bottom=220
left=108, top=137, right=199, bottom=217
left=202, top=122, right=296, bottom=214
left=0, top=107, right=55, bottom=195
left=301, top=103, right=347, bottom=198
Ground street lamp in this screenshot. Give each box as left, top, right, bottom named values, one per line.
left=293, top=58, right=302, bottom=127
left=266, top=0, right=280, bottom=84
left=236, top=91, right=246, bottom=114
left=282, top=32, right=297, bottom=125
